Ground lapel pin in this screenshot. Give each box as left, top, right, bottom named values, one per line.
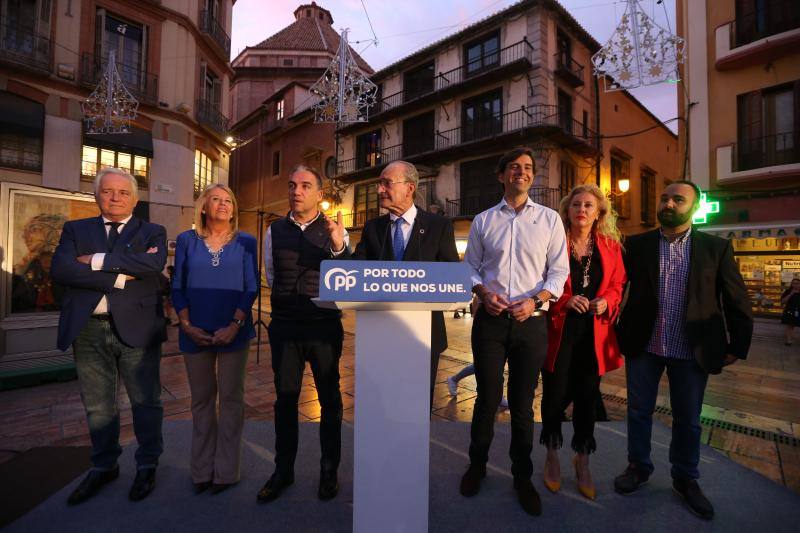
left=419, top=229, right=425, bottom=234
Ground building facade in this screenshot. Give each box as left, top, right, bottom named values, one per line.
left=0, top=0, right=235, bottom=381
left=678, top=0, right=800, bottom=317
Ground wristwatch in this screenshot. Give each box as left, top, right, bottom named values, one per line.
left=231, top=318, right=245, bottom=327
left=532, top=296, right=544, bottom=310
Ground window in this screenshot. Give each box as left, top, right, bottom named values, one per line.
left=272, top=150, right=281, bottom=176
left=81, top=145, right=149, bottom=188
left=95, top=9, right=146, bottom=90
left=403, top=61, right=434, bottom=102
left=462, top=88, right=502, bottom=142
left=354, top=182, right=379, bottom=226
left=0, top=133, right=42, bottom=171
left=464, top=31, right=500, bottom=76
left=356, top=129, right=381, bottom=169
left=283, top=58, right=293, bottom=66
left=459, top=156, right=501, bottom=216
left=200, top=62, right=221, bottom=105
left=582, top=110, right=589, bottom=138
left=558, top=90, right=573, bottom=134
left=556, top=28, right=571, bottom=68
left=276, top=99, right=284, bottom=120
left=737, top=81, right=799, bottom=171
left=2, top=0, right=52, bottom=66
left=403, top=111, right=435, bottom=157
left=560, top=160, right=576, bottom=194
left=610, top=153, right=631, bottom=219
left=735, top=0, right=800, bottom=47
left=194, top=149, right=214, bottom=197
left=640, top=168, right=656, bottom=225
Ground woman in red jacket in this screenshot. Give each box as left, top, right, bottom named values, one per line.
left=540, top=183, right=627, bottom=500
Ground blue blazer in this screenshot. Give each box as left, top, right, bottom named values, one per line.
left=51, top=216, right=168, bottom=351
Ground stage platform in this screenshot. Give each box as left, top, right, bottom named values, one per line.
left=7, top=420, right=799, bottom=532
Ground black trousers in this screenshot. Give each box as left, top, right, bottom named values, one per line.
left=468, top=308, right=547, bottom=479
left=541, top=316, right=600, bottom=454
left=268, top=318, right=343, bottom=475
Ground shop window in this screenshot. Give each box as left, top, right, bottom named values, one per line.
left=81, top=144, right=150, bottom=188
left=194, top=149, right=214, bottom=197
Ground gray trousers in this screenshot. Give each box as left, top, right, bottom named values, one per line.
left=183, top=348, right=249, bottom=484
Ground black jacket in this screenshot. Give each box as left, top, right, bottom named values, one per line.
left=351, top=207, right=459, bottom=355
left=616, top=228, right=753, bottom=374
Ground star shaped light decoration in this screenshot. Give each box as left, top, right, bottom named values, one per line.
left=82, top=51, right=139, bottom=134
left=311, top=29, right=378, bottom=123
left=591, top=0, right=685, bottom=91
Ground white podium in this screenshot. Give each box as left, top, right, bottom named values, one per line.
left=315, top=300, right=465, bottom=533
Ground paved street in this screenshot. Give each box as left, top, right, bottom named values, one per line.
left=1, top=309, right=798, bottom=496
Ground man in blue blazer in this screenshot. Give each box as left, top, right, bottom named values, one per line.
left=51, top=168, right=167, bottom=505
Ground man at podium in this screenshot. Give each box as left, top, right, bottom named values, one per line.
left=352, top=160, right=459, bottom=407
left=458, top=147, right=569, bottom=517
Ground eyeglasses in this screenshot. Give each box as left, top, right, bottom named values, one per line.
left=376, top=179, right=412, bottom=189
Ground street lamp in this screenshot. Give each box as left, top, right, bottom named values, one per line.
left=320, top=200, right=331, bottom=211
left=617, top=178, right=630, bottom=193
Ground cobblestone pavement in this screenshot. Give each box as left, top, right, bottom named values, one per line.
left=1, top=309, right=798, bottom=495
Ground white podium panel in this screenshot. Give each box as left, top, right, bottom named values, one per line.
left=353, top=310, right=431, bottom=533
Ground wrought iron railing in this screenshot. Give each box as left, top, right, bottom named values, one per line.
left=737, top=131, right=800, bottom=171
left=199, top=9, right=231, bottom=57
left=555, top=53, right=584, bottom=84
left=445, top=187, right=564, bottom=217
left=80, top=53, right=159, bottom=104
left=0, top=22, right=50, bottom=71
left=339, top=208, right=380, bottom=229
left=374, top=39, right=534, bottom=113
left=337, top=143, right=403, bottom=174
left=731, top=0, right=800, bottom=47
left=195, top=98, right=229, bottom=136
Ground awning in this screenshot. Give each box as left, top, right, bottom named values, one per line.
left=698, top=221, right=800, bottom=239
left=83, top=126, right=154, bottom=158
left=0, top=91, right=44, bottom=136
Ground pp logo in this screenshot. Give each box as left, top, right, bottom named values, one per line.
left=324, top=268, right=358, bottom=291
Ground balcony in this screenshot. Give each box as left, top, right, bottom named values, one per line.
left=340, top=208, right=380, bottom=230
left=336, top=105, right=597, bottom=180
left=716, top=132, right=800, bottom=184
left=195, top=99, right=229, bottom=137
left=715, top=0, right=800, bottom=70
left=341, top=39, right=535, bottom=134
left=445, top=187, right=563, bottom=218
left=199, top=9, right=231, bottom=58
left=554, top=53, right=584, bottom=87
left=0, top=23, right=50, bottom=73
left=80, top=53, right=159, bottom=105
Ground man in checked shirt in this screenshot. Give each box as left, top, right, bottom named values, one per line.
left=614, top=181, right=753, bottom=520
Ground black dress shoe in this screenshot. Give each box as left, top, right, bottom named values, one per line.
left=318, top=470, right=339, bottom=500
left=614, top=463, right=650, bottom=495
left=459, top=463, right=486, bottom=497
left=513, top=477, right=542, bottom=516
left=256, top=472, right=294, bottom=503
left=194, top=481, right=213, bottom=494
left=129, top=468, right=156, bottom=502
left=210, top=483, right=234, bottom=495
left=67, top=466, right=120, bottom=505
left=673, top=478, right=714, bottom=520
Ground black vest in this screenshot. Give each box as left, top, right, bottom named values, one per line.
left=270, top=216, right=340, bottom=321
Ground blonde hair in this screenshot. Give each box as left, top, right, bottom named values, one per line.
left=558, top=183, right=622, bottom=243
left=193, top=183, right=239, bottom=239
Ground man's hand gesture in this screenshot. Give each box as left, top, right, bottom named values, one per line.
left=325, top=211, right=346, bottom=253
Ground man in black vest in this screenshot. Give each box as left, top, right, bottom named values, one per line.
left=257, top=165, right=348, bottom=503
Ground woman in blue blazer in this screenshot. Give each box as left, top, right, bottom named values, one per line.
left=172, top=184, right=258, bottom=494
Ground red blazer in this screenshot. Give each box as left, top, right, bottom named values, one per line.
left=545, top=234, right=627, bottom=376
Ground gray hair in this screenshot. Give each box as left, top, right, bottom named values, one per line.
left=389, top=160, right=419, bottom=186
left=94, top=168, right=139, bottom=200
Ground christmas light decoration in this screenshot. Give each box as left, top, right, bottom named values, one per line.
left=311, top=29, right=378, bottom=123
left=591, top=0, right=685, bottom=91
left=82, top=51, right=139, bottom=134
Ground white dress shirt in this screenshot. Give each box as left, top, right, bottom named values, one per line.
left=388, top=204, right=417, bottom=249
left=464, top=197, right=569, bottom=310
left=264, top=211, right=350, bottom=288
left=91, top=215, right=130, bottom=314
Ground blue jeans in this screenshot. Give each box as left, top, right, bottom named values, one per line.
left=626, top=352, right=708, bottom=481
left=73, top=317, right=163, bottom=470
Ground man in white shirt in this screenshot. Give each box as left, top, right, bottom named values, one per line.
left=459, top=147, right=569, bottom=517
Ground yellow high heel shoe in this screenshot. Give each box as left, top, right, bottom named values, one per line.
left=573, top=456, right=596, bottom=500
left=543, top=454, right=561, bottom=493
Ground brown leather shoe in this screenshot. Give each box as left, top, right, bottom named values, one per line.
left=459, top=463, right=486, bottom=497
left=513, top=477, right=542, bottom=516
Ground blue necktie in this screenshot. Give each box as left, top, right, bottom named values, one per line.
left=393, top=219, right=405, bottom=261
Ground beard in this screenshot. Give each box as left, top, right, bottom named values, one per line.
left=657, top=207, right=693, bottom=228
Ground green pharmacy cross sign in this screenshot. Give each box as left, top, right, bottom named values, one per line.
left=692, top=192, right=720, bottom=225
